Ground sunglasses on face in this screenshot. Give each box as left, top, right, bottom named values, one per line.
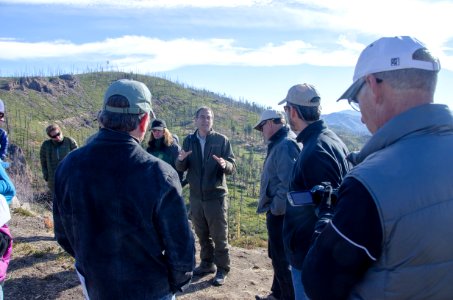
left=256, top=121, right=266, bottom=131
left=348, top=77, right=383, bottom=112
left=49, top=132, right=61, bottom=139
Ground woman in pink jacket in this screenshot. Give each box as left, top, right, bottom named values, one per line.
left=0, top=159, right=16, bottom=299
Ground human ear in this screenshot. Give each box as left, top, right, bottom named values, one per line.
left=367, top=74, right=384, bottom=104
left=139, top=113, right=150, bottom=132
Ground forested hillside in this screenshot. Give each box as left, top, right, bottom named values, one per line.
left=0, top=71, right=368, bottom=247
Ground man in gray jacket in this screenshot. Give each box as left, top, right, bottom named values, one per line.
left=176, top=106, right=236, bottom=287
left=254, top=109, right=301, bottom=300
left=303, top=36, right=453, bottom=299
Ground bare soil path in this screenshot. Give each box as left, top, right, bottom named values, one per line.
left=5, top=209, right=273, bottom=299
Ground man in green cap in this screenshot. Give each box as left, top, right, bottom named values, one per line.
left=53, top=79, right=195, bottom=300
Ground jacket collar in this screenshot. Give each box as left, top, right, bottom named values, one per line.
left=349, top=104, right=453, bottom=165
left=296, top=119, right=327, bottom=144
left=98, top=128, right=141, bottom=144
left=267, top=126, right=290, bottom=154
left=193, top=128, right=214, bottom=140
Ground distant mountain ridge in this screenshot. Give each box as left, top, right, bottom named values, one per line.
left=323, top=110, right=370, bottom=135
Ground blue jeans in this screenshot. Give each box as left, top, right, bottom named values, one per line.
left=159, top=294, right=175, bottom=300
left=290, top=266, right=307, bottom=300
left=0, top=282, right=3, bottom=300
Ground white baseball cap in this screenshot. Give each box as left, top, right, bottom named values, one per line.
left=338, top=36, right=441, bottom=101
left=254, top=109, right=284, bottom=131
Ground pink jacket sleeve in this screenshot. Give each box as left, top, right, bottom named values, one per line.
left=0, top=224, right=12, bottom=282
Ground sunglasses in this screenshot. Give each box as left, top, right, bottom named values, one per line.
left=256, top=121, right=268, bottom=131
left=348, top=77, right=383, bottom=112
left=49, top=132, right=61, bottom=139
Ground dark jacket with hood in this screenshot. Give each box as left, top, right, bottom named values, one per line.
left=283, top=119, right=351, bottom=269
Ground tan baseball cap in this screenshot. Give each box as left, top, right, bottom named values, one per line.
left=278, top=83, right=321, bottom=107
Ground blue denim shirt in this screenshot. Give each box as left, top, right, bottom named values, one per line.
left=53, top=128, right=195, bottom=299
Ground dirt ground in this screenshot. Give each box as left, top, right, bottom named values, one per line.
left=5, top=208, right=274, bottom=300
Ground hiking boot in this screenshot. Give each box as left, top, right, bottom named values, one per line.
left=212, top=268, right=228, bottom=286
left=193, top=262, right=216, bottom=277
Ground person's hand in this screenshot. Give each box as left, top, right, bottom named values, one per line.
left=178, top=150, right=192, bottom=161
left=212, top=155, right=226, bottom=169
left=170, top=271, right=193, bottom=293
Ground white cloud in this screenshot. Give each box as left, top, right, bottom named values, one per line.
left=1, top=0, right=453, bottom=71
left=0, top=0, right=272, bottom=8
left=2, top=33, right=452, bottom=73
left=283, top=0, right=453, bottom=47
left=0, top=36, right=362, bottom=71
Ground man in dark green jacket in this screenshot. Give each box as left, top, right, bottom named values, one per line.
left=175, top=106, right=236, bottom=287
left=39, top=124, right=78, bottom=194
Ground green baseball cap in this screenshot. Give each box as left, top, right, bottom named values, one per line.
left=103, top=79, right=153, bottom=114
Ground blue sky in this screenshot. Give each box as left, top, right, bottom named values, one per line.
left=1, top=0, right=452, bottom=113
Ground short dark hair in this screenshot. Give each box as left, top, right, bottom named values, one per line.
left=195, top=106, right=214, bottom=119
left=292, top=104, right=321, bottom=122
left=98, top=95, right=144, bottom=132
left=46, top=124, right=61, bottom=136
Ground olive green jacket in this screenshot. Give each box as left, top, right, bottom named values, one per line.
left=40, top=136, right=78, bottom=191
left=175, top=129, right=236, bottom=201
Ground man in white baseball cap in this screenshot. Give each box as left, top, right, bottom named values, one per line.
left=254, top=109, right=300, bottom=300
left=338, top=35, right=441, bottom=120
left=303, top=36, right=453, bottom=299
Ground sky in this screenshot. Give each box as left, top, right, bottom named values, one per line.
left=1, top=0, right=452, bottom=114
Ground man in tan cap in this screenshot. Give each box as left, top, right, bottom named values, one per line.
left=279, top=83, right=351, bottom=299
left=254, top=109, right=300, bottom=300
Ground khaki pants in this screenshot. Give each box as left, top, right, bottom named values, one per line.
left=190, top=196, right=230, bottom=272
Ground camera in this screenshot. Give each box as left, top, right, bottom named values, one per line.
left=310, top=182, right=339, bottom=207
left=287, top=182, right=338, bottom=208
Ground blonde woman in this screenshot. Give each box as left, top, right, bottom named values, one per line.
left=146, top=119, right=184, bottom=183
